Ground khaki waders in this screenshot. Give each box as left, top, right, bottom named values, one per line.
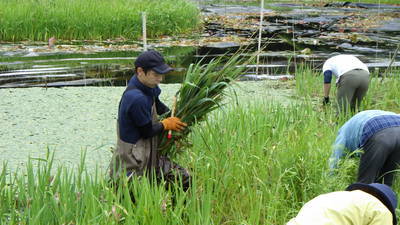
left=336, top=69, right=369, bottom=114
left=109, top=99, right=190, bottom=190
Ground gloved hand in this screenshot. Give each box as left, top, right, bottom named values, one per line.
left=322, top=97, right=330, bottom=106
left=161, top=117, right=187, bottom=131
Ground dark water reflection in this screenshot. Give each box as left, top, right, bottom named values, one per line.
left=1, top=2, right=400, bottom=88
left=1, top=44, right=399, bottom=88
left=0, top=47, right=196, bottom=88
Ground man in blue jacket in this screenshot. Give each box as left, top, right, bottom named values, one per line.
left=109, top=50, right=190, bottom=190
left=329, top=110, right=400, bottom=186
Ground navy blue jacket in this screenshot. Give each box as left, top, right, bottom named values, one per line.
left=118, top=76, right=169, bottom=144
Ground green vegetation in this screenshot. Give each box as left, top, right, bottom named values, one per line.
left=1, top=64, right=399, bottom=223
left=159, top=52, right=255, bottom=157
left=296, top=66, right=400, bottom=113
left=0, top=0, right=200, bottom=42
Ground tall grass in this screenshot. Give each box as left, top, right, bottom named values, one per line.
left=364, top=73, right=400, bottom=113
left=295, top=65, right=400, bottom=113
left=0, top=0, right=200, bottom=42
left=0, top=100, right=342, bottom=224
left=1, top=65, right=399, bottom=224
left=158, top=52, right=255, bottom=157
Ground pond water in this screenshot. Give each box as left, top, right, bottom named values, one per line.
left=1, top=1, right=400, bottom=173
left=0, top=3, right=399, bottom=87
left=1, top=2, right=400, bottom=87
left=0, top=46, right=197, bottom=88
left=0, top=81, right=295, bottom=173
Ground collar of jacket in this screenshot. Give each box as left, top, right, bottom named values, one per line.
left=130, top=75, right=161, bottom=97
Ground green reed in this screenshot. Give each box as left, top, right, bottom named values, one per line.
left=0, top=65, right=399, bottom=224
left=295, top=65, right=400, bottom=113
left=0, top=0, right=200, bottom=42
left=0, top=101, right=338, bottom=224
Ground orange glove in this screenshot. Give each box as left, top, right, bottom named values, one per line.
left=161, top=117, right=187, bottom=131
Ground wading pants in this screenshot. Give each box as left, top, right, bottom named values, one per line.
left=358, top=126, right=400, bottom=186
left=337, top=69, right=369, bottom=114
left=109, top=104, right=191, bottom=191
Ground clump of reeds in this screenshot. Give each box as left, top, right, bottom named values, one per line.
left=158, top=51, right=255, bottom=157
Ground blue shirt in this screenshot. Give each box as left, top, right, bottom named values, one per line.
left=329, top=110, right=400, bottom=169
left=118, top=76, right=162, bottom=144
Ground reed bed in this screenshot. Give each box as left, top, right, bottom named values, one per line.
left=158, top=52, right=255, bottom=158
left=1, top=65, right=399, bottom=224
left=0, top=100, right=340, bottom=224
left=0, top=0, right=200, bottom=42
left=295, top=66, right=400, bottom=113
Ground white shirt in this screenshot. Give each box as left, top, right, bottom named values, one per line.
left=322, top=55, right=369, bottom=83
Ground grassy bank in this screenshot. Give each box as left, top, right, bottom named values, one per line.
left=0, top=0, right=200, bottom=42
left=1, top=68, right=400, bottom=223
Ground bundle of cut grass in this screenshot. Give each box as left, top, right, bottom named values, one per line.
left=158, top=51, right=255, bottom=157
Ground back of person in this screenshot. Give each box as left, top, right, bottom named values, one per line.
left=322, top=54, right=370, bottom=114
left=287, top=190, right=392, bottom=225
left=322, top=55, right=369, bottom=80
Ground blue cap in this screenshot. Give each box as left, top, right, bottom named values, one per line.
left=134, top=50, right=173, bottom=74
left=346, top=183, right=397, bottom=225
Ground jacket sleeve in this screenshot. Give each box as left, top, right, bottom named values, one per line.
left=324, top=70, right=333, bottom=84
left=329, top=130, right=347, bottom=170
left=155, top=97, right=170, bottom=115
left=137, top=122, right=164, bottom=139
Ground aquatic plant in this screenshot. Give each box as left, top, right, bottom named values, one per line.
left=1, top=58, right=400, bottom=224
left=157, top=51, right=256, bottom=157
left=1, top=74, right=400, bottom=223
left=294, top=65, right=400, bottom=113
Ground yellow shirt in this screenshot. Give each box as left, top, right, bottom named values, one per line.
left=287, top=190, right=392, bottom=225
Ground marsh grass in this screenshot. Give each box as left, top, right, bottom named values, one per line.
left=364, top=73, right=400, bottom=113
left=0, top=0, right=200, bottom=42
left=295, top=65, right=400, bottom=113
left=158, top=52, right=256, bottom=157
left=1, top=65, right=399, bottom=224
left=0, top=99, right=363, bottom=224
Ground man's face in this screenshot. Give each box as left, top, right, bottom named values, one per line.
left=137, top=67, right=163, bottom=88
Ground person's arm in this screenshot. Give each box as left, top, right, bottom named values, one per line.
left=329, top=130, right=347, bottom=171
left=323, top=70, right=333, bottom=105
left=137, top=122, right=164, bottom=139
left=155, top=97, right=170, bottom=115
left=136, top=117, right=187, bottom=139
left=329, top=145, right=345, bottom=171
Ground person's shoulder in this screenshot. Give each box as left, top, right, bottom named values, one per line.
left=353, top=110, right=380, bottom=116
left=125, top=88, right=143, bottom=96
left=327, top=54, right=359, bottom=62
left=123, top=89, right=147, bottom=105
left=357, top=110, right=393, bottom=117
